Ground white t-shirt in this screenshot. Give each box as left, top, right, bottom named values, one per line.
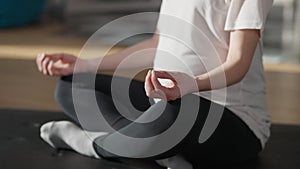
left=154, top=0, right=273, bottom=148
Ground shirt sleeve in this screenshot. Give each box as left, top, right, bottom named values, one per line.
left=224, top=0, right=273, bottom=31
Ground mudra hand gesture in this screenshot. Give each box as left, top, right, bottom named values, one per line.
left=144, top=70, right=198, bottom=101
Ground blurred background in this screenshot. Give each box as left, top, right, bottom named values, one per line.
left=0, top=0, right=299, bottom=125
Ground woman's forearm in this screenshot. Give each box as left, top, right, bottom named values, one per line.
left=87, top=34, right=159, bottom=72
left=195, top=30, right=260, bottom=91
left=195, top=59, right=252, bottom=91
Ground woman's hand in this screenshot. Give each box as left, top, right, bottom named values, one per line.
left=144, top=70, right=198, bottom=101
left=36, top=53, right=91, bottom=76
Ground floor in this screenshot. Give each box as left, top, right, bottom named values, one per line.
left=0, top=23, right=300, bottom=125
left=0, top=109, right=165, bottom=169
left=1, top=109, right=300, bottom=169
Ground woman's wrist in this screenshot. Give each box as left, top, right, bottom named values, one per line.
left=77, top=58, right=97, bottom=73
left=194, top=74, right=211, bottom=92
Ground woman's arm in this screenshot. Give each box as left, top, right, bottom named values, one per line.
left=145, top=29, right=260, bottom=101
left=195, top=29, right=260, bottom=91
left=88, top=32, right=159, bottom=72
left=36, top=32, right=159, bottom=76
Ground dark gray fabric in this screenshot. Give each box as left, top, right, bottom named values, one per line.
left=55, top=73, right=262, bottom=167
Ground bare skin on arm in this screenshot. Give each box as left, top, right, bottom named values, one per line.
left=144, top=29, right=260, bottom=101
left=36, top=29, right=260, bottom=102
left=36, top=31, right=160, bottom=76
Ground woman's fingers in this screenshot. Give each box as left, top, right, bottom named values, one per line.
left=37, top=53, right=63, bottom=69
left=42, top=57, right=51, bottom=75
left=151, top=70, right=169, bottom=100
left=151, top=71, right=164, bottom=91
left=144, top=70, right=154, bottom=96
left=37, top=53, right=76, bottom=76
left=145, top=70, right=165, bottom=99
left=37, top=53, right=50, bottom=74
left=47, top=60, right=54, bottom=76
left=145, top=70, right=182, bottom=100
left=36, top=53, right=46, bottom=72
left=153, top=70, right=176, bottom=83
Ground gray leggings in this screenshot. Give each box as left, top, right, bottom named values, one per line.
left=55, top=73, right=262, bottom=168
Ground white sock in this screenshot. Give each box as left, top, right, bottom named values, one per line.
left=40, top=120, right=107, bottom=159
left=40, top=121, right=193, bottom=168
left=156, top=155, right=193, bottom=169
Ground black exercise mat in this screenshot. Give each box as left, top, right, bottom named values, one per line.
left=0, top=109, right=299, bottom=169
left=0, top=109, right=164, bottom=169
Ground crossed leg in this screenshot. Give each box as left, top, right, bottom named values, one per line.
left=40, top=73, right=192, bottom=168
left=40, top=73, right=262, bottom=169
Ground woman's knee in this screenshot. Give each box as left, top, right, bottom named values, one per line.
left=54, top=73, right=93, bottom=104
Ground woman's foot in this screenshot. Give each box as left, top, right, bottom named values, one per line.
left=40, top=120, right=107, bottom=158
left=40, top=121, right=193, bottom=168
